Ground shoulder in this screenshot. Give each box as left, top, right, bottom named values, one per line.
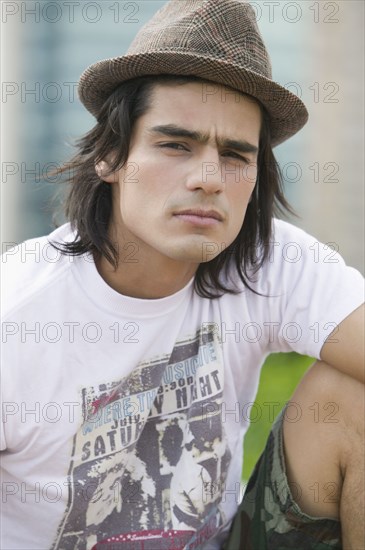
left=264, top=217, right=348, bottom=273
left=1, top=223, right=76, bottom=319
left=232, top=218, right=362, bottom=296
left=271, top=217, right=323, bottom=250
left=259, top=218, right=363, bottom=306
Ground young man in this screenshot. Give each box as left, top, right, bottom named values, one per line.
left=1, top=1, right=364, bottom=549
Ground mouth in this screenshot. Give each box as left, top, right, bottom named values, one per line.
left=173, top=208, right=224, bottom=227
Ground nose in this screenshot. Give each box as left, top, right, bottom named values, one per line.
left=185, top=148, right=224, bottom=195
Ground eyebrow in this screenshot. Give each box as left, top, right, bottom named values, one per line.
left=147, top=124, right=259, bottom=155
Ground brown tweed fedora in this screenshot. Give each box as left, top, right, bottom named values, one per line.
left=78, top=0, right=308, bottom=146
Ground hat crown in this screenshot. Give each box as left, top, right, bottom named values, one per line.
left=78, top=0, right=308, bottom=146
left=128, top=0, right=272, bottom=79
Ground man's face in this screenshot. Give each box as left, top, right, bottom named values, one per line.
left=106, top=81, right=261, bottom=269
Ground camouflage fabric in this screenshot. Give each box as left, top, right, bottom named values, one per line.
left=223, top=409, right=342, bottom=549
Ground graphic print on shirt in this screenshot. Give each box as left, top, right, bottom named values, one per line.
left=52, top=324, right=231, bottom=550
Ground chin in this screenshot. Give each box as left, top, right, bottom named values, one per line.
left=165, top=242, right=222, bottom=264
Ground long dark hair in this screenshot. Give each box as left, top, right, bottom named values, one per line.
left=50, top=74, right=293, bottom=298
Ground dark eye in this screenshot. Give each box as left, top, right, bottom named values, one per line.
left=222, top=151, right=248, bottom=163
left=159, top=142, right=188, bottom=151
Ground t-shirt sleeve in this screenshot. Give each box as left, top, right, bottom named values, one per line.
left=0, top=384, right=6, bottom=451
left=253, top=219, right=364, bottom=359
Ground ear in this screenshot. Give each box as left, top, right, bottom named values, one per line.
left=95, top=160, right=118, bottom=184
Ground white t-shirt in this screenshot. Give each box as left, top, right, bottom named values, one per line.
left=1, top=219, right=363, bottom=550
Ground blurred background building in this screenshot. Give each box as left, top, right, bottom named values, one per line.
left=2, top=0, right=364, bottom=273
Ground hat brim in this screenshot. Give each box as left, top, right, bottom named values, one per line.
left=78, top=52, right=308, bottom=147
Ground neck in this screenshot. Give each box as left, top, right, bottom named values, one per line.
left=94, top=252, right=197, bottom=299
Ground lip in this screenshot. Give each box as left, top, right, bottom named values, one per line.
left=173, top=208, right=224, bottom=224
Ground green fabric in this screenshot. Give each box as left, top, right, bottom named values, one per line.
left=224, top=410, right=342, bottom=549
